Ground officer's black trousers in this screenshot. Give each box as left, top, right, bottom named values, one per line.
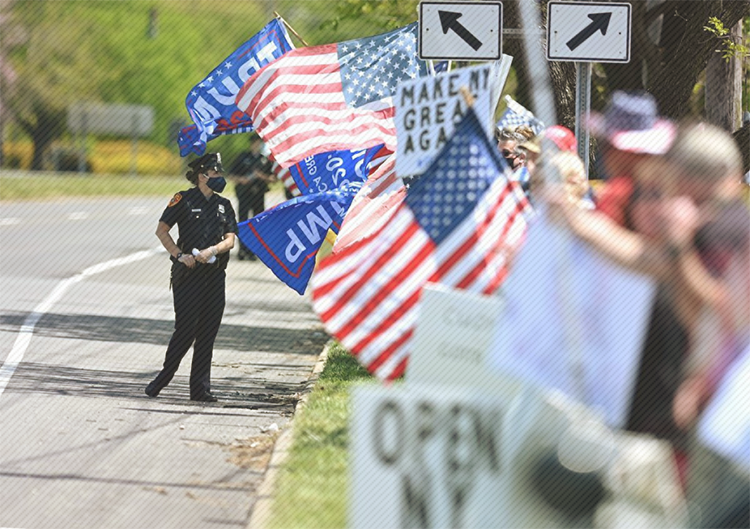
left=236, top=185, right=265, bottom=254
left=151, top=266, right=226, bottom=398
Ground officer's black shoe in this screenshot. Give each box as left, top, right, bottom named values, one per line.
left=191, top=392, right=218, bottom=403
left=145, top=382, right=161, bottom=398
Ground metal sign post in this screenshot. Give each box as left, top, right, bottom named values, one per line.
left=518, top=0, right=557, bottom=133
left=547, top=2, right=632, bottom=180
left=575, top=62, right=592, bottom=180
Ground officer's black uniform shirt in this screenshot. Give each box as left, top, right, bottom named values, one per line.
left=159, top=187, right=237, bottom=269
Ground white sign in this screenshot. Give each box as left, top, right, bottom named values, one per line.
left=547, top=2, right=631, bottom=63
left=350, top=384, right=686, bottom=528
left=419, top=1, right=502, bottom=61
left=406, top=283, right=521, bottom=400
left=698, top=345, right=750, bottom=470
left=395, top=64, right=495, bottom=177
left=350, top=386, right=508, bottom=529
left=68, top=102, right=155, bottom=137
left=487, top=217, right=655, bottom=428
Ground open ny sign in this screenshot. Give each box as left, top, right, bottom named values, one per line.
left=350, top=387, right=507, bottom=529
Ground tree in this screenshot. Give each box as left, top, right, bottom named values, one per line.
left=505, top=1, right=749, bottom=133
left=0, top=0, right=24, bottom=167
left=5, top=0, right=271, bottom=170
left=318, top=0, right=748, bottom=179
left=7, top=1, right=112, bottom=169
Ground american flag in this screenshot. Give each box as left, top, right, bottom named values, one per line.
left=310, top=109, right=532, bottom=381
left=235, top=23, right=428, bottom=169
left=332, top=154, right=404, bottom=251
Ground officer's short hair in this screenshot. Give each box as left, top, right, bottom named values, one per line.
left=186, top=152, right=224, bottom=184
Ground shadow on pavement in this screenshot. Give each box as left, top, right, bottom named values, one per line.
left=0, top=470, right=259, bottom=492
left=0, top=311, right=327, bottom=354
left=5, top=362, right=309, bottom=414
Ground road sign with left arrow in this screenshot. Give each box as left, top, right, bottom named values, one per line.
left=419, top=1, right=502, bottom=61
left=547, top=2, right=631, bottom=63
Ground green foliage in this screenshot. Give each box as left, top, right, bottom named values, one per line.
left=3, top=0, right=439, bottom=169
left=6, top=0, right=271, bottom=159
left=269, top=342, right=373, bottom=529
left=704, top=16, right=750, bottom=62
left=321, top=0, right=418, bottom=34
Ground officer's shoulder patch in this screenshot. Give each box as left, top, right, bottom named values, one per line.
left=168, top=193, right=182, bottom=207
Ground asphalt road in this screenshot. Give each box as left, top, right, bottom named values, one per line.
left=0, top=194, right=327, bottom=528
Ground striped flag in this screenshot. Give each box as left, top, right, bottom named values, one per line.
left=333, top=154, right=404, bottom=251
left=310, top=109, right=532, bottom=381
left=178, top=19, right=294, bottom=157
left=235, top=23, right=429, bottom=169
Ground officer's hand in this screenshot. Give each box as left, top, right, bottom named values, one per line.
left=195, top=248, right=216, bottom=264
left=178, top=254, right=196, bottom=268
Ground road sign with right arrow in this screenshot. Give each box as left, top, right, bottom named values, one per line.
left=547, top=2, right=631, bottom=63
left=419, top=1, right=502, bottom=61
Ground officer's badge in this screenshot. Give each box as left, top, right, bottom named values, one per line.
left=168, top=193, right=182, bottom=207
left=218, top=204, right=225, bottom=213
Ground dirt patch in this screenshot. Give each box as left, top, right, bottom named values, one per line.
left=227, top=433, right=280, bottom=472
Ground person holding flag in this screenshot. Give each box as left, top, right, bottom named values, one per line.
left=311, top=107, right=531, bottom=381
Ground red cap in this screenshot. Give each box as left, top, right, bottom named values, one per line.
left=544, top=125, right=577, bottom=152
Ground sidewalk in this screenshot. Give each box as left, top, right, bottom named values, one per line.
left=193, top=251, right=329, bottom=526
left=129, top=250, right=330, bottom=529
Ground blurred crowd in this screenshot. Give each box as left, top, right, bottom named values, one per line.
left=495, top=90, right=749, bottom=528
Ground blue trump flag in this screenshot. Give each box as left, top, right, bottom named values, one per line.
left=178, top=19, right=294, bottom=157
left=237, top=184, right=362, bottom=295
left=288, top=144, right=388, bottom=195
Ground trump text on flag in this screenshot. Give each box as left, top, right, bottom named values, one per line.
left=395, top=64, right=494, bottom=177
left=178, top=19, right=294, bottom=156
left=290, top=145, right=388, bottom=195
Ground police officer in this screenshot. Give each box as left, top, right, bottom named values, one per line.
left=145, top=152, right=237, bottom=402
left=228, top=134, right=273, bottom=260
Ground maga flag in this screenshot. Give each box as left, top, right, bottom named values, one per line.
left=235, top=23, right=429, bottom=169
left=310, top=108, right=532, bottom=381
left=237, top=184, right=361, bottom=295
left=288, top=144, right=390, bottom=195
left=178, top=19, right=294, bottom=157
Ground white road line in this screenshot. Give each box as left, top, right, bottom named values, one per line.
left=68, top=212, right=89, bottom=220
left=128, top=207, right=149, bottom=215
left=0, top=218, right=21, bottom=226
left=0, top=246, right=164, bottom=397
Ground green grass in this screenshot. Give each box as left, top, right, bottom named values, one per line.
left=269, top=343, right=375, bottom=529
left=0, top=172, right=286, bottom=201
left=0, top=172, right=186, bottom=201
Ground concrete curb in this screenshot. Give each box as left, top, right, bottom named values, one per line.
left=246, top=340, right=333, bottom=529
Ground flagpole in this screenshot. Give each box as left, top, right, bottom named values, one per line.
left=273, top=12, right=310, bottom=47
left=459, top=86, right=475, bottom=107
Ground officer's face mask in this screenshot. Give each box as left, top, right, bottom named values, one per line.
left=206, top=175, right=227, bottom=193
